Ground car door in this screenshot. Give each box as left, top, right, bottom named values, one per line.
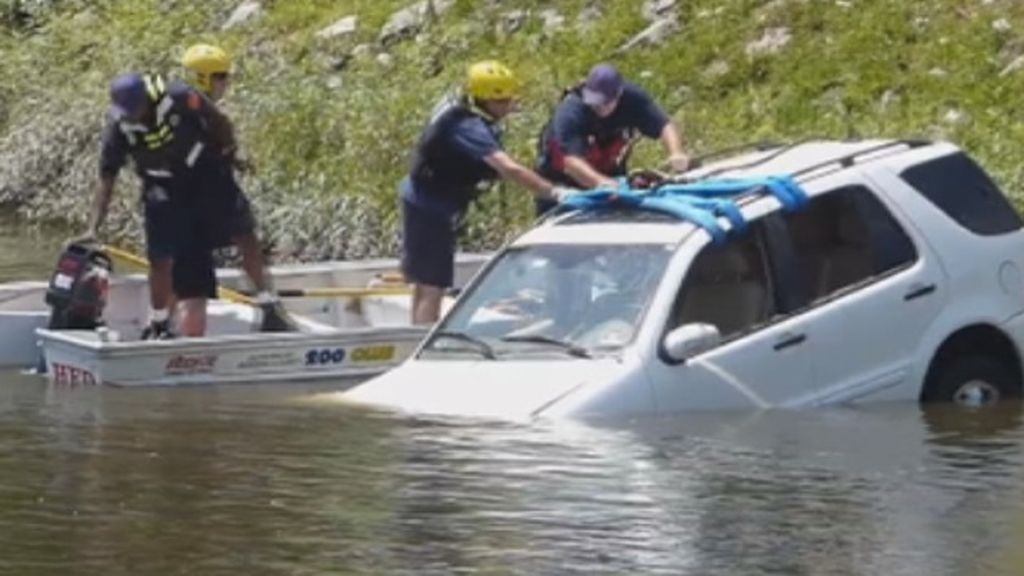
left=772, top=175, right=945, bottom=406
left=645, top=220, right=817, bottom=411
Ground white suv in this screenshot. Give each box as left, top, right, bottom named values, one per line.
left=347, top=139, right=1024, bottom=419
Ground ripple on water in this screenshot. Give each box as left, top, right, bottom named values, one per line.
left=2, top=373, right=1024, bottom=574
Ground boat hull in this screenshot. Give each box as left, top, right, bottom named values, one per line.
left=39, top=326, right=426, bottom=387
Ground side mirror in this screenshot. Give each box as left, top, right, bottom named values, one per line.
left=662, top=323, right=721, bottom=364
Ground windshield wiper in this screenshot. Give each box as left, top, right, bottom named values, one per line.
left=500, top=335, right=592, bottom=358
left=431, top=330, right=497, bottom=359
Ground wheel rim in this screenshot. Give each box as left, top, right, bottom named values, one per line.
left=953, top=379, right=1001, bottom=406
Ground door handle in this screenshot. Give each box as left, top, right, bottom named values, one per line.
left=773, top=333, right=806, bottom=351
left=904, top=283, right=937, bottom=301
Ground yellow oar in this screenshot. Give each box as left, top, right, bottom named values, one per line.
left=102, top=244, right=412, bottom=301
left=101, top=244, right=256, bottom=306
left=271, top=286, right=412, bottom=298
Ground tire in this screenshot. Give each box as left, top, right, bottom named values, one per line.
left=922, top=354, right=1021, bottom=406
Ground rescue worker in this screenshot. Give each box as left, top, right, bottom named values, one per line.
left=401, top=60, right=579, bottom=324
left=174, top=43, right=295, bottom=336
left=82, top=71, right=220, bottom=339
left=534, top=63, right=691, bottom=216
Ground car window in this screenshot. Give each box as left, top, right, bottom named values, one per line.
left=669, top=226, right=776, bottom=339
left=424, top=243, right=674, bottom=358
left=900, top=152, right=1023, bottom=235
left=781, top=185, right=917, bottom=303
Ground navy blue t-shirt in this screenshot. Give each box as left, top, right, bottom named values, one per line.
left=403, top=105, right=502, bottom=217
left=98, top=80, right=217, bottom=185
left=537, top=82, right=670, bottom=185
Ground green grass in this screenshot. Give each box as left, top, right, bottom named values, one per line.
left=2, top=0, right=1024, bottom=259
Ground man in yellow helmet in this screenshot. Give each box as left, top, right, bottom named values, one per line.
left=402, top=60, right=579, bottom=324
left=175, top=42, right=295, bottom=336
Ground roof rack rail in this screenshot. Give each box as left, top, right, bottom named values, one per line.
left=788, top=138, right=931, bottom=179
left=697, top=136, right=828, bottom=179
left=694, top=137, right=932, bottom=182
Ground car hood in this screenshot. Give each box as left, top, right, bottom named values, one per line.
left=341, top=358, right=625, bottom=420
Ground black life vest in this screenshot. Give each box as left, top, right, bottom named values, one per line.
left=115, top=74, right=208, bottom=181
left=410, top=96, right=501, bottom=206
left=539, top=84, right=638, bottom=178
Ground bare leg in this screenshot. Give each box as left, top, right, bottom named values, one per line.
left=177, top=298, right=208, bottom=337
left=149, top=257, right=175, bottom=312
left=412, top=283, right=445, bottom=325
left=233, top=232, right=269, bottom=293
left=233, top=232, right=296, bottom=332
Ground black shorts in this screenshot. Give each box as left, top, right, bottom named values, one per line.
left=142, top=184, right=182, bottom=261
left=172, top=196, right=218, bottom=301
left=172, top=248, right=217, bottom=300
left=400, top=198, right=457, bottom=288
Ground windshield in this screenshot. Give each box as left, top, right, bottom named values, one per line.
left=421, top=243, right=674, bottom=359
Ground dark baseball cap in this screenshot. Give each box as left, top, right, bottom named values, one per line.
left=581, top=64, right=624, bottom=106
left=109, top=73, right=148, bottom=116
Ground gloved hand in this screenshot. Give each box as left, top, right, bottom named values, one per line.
left=551, top=186, right=582, bottom=203
left=668, top=153, right=691, bottom=173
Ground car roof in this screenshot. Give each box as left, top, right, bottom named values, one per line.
left=513, top=138, right=939, bottom=248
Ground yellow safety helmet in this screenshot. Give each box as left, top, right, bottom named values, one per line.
left=466, top=60, right=519, bottom=101
left=181, top=43, right=232, bottom=94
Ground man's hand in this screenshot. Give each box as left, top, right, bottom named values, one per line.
left=668, top=153, right=691, bottom=173
left=551, top=186, right=583, bottom=203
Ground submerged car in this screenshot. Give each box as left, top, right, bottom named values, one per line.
left=346, top=139, right=1024, bottom=419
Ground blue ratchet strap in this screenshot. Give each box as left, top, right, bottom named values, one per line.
left=557, top=186, right=645, bottom=212
left=637, top=196, right=731, bottom=243
left=682, top=197, right=747, bottom=236
left=655, top=175, right=808, bottom=212
left=554, top=175, right=809, bottom=244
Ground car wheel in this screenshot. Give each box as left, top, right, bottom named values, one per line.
left=923, top=354, right=1021, bottom=406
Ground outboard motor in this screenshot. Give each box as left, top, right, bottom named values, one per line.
left=44, top=243, right=113, bottom=330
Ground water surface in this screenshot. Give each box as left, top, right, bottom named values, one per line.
left=2, top=220, right=1024, bottom=575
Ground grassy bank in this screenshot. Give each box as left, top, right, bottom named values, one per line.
left=1, top=0, right=1023, bottom=260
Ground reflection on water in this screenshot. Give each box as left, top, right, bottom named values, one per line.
left=0, top=216, right=67, bottom=281
left=3, top=220, right=1024, bottom=575
left=1, top=370, right=1023, bottom=576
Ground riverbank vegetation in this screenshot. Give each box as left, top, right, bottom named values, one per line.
left=1, top=0, right=1023, bottom=260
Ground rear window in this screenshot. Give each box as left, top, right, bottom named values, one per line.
left=900, top=152, right=1023, bottom=235
left=781, top=185, right=916, bottom=303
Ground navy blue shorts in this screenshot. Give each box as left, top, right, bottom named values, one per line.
left=172, top=213, right=218, bottom=301
left=142, top=184, right=181, bottom=261
left=400, top=198, right=457, bottom=288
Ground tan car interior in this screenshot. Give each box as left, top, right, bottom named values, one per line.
left=675, top=236, right=773, bottom=337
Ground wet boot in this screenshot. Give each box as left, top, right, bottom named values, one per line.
left=140, top=319, right=175, bottom=340
left=259, top=301, right=297, bottom=332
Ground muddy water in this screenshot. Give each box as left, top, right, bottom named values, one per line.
left=2, top=221, right=1024, bottom=575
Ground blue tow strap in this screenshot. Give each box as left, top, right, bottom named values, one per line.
left=556, top=175, right=809, bottom=244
